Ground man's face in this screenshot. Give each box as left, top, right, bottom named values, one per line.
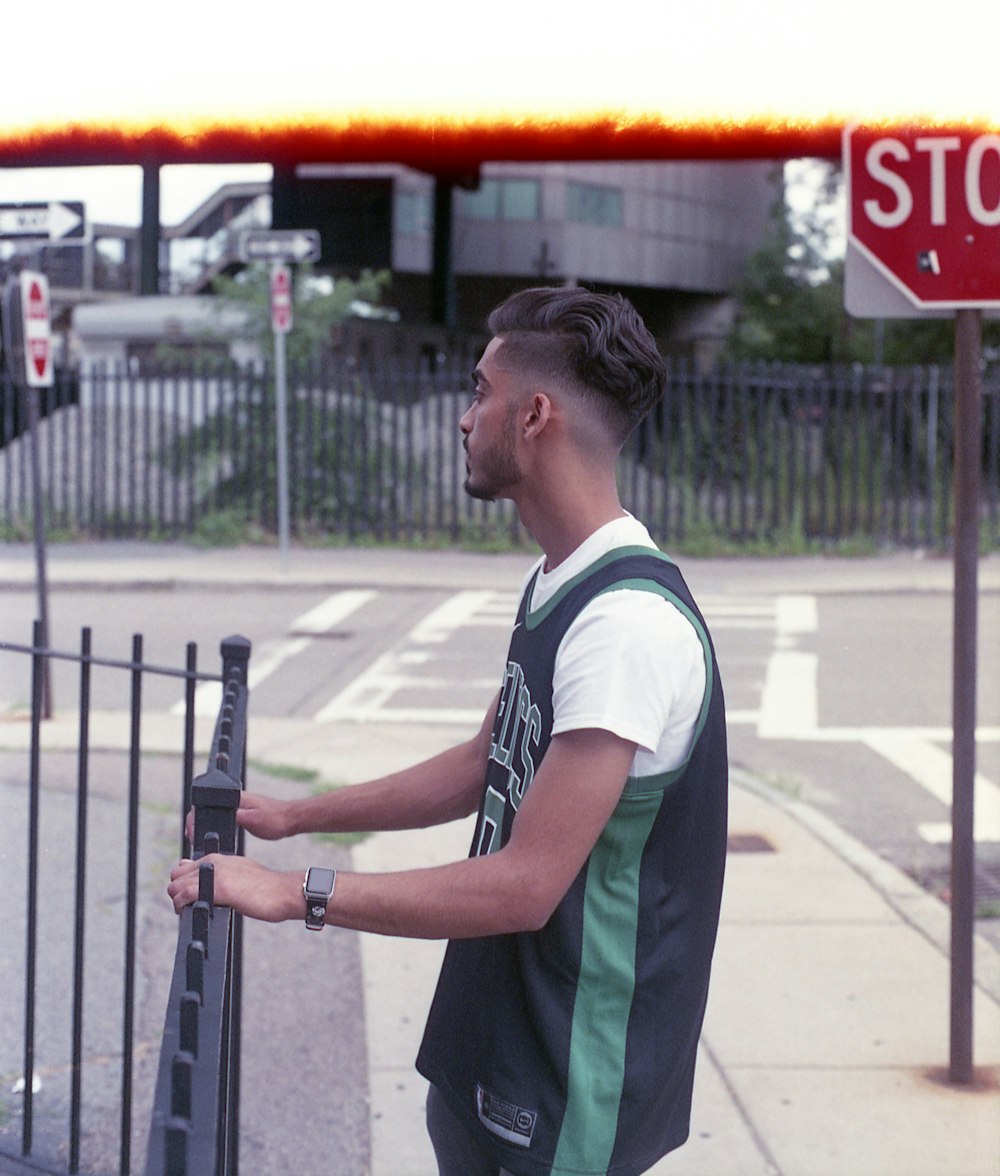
left=460, top=337, right=523, bottom=502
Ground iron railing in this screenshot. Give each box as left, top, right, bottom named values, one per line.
left=0, top=627, right=249, bottom=1176
left=144, top=636, right=250, bottom=1176
left=1, top=356, right=998, bottom=550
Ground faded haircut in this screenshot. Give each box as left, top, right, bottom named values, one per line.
left=486, top=286, right=667, bottom=444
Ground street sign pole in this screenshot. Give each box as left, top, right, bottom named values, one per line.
left=269, top=264, right=294, bottom=571
left=950, top=307, right=981, bottom=1084
left=844, top=123, right=997, bottom=1085
left=274, top=324, right=290, bottom=571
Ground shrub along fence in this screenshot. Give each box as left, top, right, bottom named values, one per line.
left=1, top=355, right=997, bottom=551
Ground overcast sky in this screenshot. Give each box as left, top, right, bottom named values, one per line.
left=0, top=1, right=989, bottom=236
left=0, top=163, right=273, bottom=228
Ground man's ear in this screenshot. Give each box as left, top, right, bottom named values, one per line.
left=523, top=392, right=553, bottom=439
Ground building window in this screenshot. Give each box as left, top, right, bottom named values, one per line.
left=395, top=190, right=432, bottom=235
left=500, top=180, right=540, bottom=220
left=460, top=179, right=540, bottom=221
left=566, top=182, right=623, bottom=227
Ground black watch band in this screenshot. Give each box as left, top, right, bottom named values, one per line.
left=303, top=866, right=336, bottom=931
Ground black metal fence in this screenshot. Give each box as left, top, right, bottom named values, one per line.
left=144, top=637, right=249, bottom=1176
left=0, top=627, right=249, bottom=1176
left=1, top=355, right=998, bottom=550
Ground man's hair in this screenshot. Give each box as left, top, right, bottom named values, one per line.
left=486, top=286, right=667, bottom=443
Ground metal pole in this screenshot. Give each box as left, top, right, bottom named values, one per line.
left=431, top=178, right=456, bottom=329
left=950, top=306, right=981, bottom=1084
left=26, top=383, right=52, bottom=718
left=273, top=321, right=290, bottom=572
left=140, top=159, right=161, bottom=295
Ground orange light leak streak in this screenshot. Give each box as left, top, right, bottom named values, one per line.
left=0, top=114, right=996, bottom=169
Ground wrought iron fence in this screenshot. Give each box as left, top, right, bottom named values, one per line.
left=0, top=627, right=249, bottom=1176
left=1, top=355, right=998, bottom=550
left=144, top=636, right=249, bottom=1176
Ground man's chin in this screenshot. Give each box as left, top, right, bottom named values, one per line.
left=463, top=478, right=497, bottom=503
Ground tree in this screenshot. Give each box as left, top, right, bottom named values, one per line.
left=726, top=161, right=1000, bottom=365
left=209, top=264, right=394, bottom=365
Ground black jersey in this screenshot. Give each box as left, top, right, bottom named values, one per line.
left=416, top=547, right=728, bottom=1176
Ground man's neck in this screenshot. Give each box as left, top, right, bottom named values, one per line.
left=532, top=504, right=628, bottom=572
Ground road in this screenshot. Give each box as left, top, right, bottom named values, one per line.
left=2, top=559, right=998, bottom=947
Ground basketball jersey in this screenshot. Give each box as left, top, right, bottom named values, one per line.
left=416, top=546, right=728, bottom=1176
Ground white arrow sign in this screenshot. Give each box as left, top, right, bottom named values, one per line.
left=0, top=201, right=87, bottom=242
left=238, top=228, right=321, bottom=264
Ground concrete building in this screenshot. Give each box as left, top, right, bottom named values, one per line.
left=12, top=161, right=779, bottom=365
left=273, top=160, right=781, bottom=360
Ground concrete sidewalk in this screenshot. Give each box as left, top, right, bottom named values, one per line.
left=347, top=759, right=1000, bottom=1176
left=2, top=541, right=999, bottom=1174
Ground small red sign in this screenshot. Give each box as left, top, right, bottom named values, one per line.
left=270, top=264, right=293, bottom=334
left=846, top=125, right=1000, bottom=309
left=20, top=271, right=53, bottom=386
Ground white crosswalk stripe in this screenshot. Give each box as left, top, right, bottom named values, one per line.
left=172, top=590, right=376, bottom=717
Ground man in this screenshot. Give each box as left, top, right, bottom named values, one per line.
left=169, top=286, right=728, bottom=1176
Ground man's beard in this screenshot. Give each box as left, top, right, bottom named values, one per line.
left=463, top=406, right=520, bottom=502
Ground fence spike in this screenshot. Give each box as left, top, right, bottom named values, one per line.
left=170, top=1052, right=194, bottom=1120
left=165, top=1116, right=189, bottom=1176
left=198, top=864, right=215, bottom=914
left=179, top=993, right=199, bottom=1058
left=192, top=900, right=210, bottom=953
left=203, top=831, right=220, bottom=857
left=186, top=941, right=205, bottom=1002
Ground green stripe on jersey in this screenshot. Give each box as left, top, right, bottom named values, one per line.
left=524, top=546, right=675, bottom=631
left=551, top=789, right=664, bottom=1174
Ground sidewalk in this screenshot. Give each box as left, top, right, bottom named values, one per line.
left=3, top=538, right=1000, bottom=596
left=347, top=760, right=1000, bottom=1176
left=2, top=542, right=999, bottom=1175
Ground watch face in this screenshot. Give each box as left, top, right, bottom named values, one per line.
left=306, top=867, right=336, bottom=896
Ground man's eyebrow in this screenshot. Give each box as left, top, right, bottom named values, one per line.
left=471, top=367, right=488, bottom=387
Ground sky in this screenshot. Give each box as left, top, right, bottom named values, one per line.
left=0, top=1, right=993, bottom=234
left=3, top=1, right=997, bottom=129
left=0, top=163, right=273, bottom=228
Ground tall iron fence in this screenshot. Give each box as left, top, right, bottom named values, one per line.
left=144, top=636, right=249, bottom=1176
left=1, top=355, right=998, bottom=550
left=0, top=627, right=248, bottom=1176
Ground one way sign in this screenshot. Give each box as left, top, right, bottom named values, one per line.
left=238, top=228, right=321, bottom=264
left=0, top=201, right=88, bottom=243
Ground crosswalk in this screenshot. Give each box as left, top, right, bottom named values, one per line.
left=170, top=586, right=999, bottom=847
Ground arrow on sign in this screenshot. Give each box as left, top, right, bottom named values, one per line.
left=238, top=229, right=321, bottom=264
left=0, top=201, right=86, bottom=242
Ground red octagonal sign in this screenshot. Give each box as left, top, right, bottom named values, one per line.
left=845, top=124, right=1000, bottom=309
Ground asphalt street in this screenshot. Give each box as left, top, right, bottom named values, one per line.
left=1, top=542, right=998, bottom=1175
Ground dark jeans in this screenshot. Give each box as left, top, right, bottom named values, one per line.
left=426, top=1085, right=516, bottom=1176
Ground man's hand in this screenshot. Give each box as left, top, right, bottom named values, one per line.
left=168, top=854, right=302, bottom=923
left=236, top=792, right=296, bottom=840
left=184, top=792, right=295, bottom=848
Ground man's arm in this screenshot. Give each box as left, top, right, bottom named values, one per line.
left=225, top=690, right=500, bottom=843
left=169, top=725, right=637, bottom=940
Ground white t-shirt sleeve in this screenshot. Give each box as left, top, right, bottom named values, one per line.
left=550, top=589, right=708, bottom=775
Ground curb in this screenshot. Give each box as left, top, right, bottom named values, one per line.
left=732, top=766, right=1000, bottom=1006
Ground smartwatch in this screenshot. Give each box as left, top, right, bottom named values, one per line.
left=303, top=866, right=337, bottom=931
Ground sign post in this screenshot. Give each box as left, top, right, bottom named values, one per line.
left=270, top=263, right=293, bottom=570
left=845, top=124, right=999, bottom=1084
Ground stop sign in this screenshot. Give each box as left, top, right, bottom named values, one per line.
left=845, top=124, right=1000, bottom=309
